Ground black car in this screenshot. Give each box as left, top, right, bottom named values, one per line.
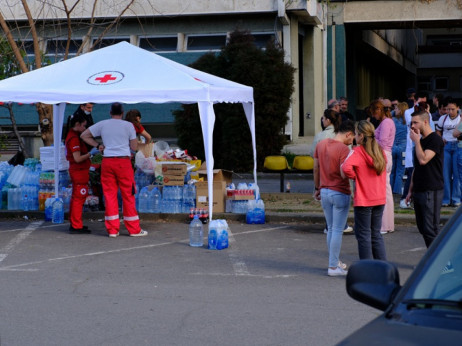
left=339, top=207, right=462, bottom=345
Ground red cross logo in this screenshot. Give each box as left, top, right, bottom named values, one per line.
left=95, top=74, right=117, bottom=83
left=87, top=71, right=124, bottom=85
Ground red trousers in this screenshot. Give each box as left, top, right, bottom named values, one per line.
left=69, top=168, right=89, bottom=229
left=101, top=157, right=141, bottom=235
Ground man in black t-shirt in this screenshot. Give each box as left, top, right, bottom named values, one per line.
left=405, top=110, right=444, bottom=247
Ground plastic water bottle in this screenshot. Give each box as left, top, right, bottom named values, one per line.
left=150, top=187, right=161, bottom=213
left=138, top=187, right=149, bottom=213
left=208, top=220, right=218, bottom=250
left=23, top=194, right=29, bottom=211
left=45, top=196, right=55, bottom=221
left=52, top=197, right=64, bottom=224
left=216, top=220, right=229, bottom=250
left=189, top=215, right=204, bottom=247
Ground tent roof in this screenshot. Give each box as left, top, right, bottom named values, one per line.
left=0, top=41, right=253, bottom=105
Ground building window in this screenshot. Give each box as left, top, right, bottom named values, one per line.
left=92, top=37, right=130, bottom=50
left=417, top=76, right=432, bottom=93
left=15, top=41, right=35, bottom=56
left=252, top=33, right=276, bottom=48
left=46, top=39, right=83, bottom=57
left=139, top=36, right=177, bottom=52
left=434, top=77, right=449, bottom=91
left=186, top=34, right=227, bottom=51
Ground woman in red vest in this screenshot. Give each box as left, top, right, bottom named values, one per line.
left=65, top=112, right=100, bottom=234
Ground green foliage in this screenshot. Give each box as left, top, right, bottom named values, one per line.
left=174, top=30, right=295, bottom=172
left=282, top=151, right=297, bottom=169
left=0, top=38, right=23, bottom=79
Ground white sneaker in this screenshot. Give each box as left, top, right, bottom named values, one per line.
left=129, top=230, right=148, bottom=237
left=323, top=228, right=328, bottom=234
left=108, top=232, right=119, bottom=238
left=328, top=266, right=348, bottom=276
left=399, top=199, right=409, bottom=209
left=343, top=226, right=353, bottom=233
left=338, top=261, right=347, bottom=270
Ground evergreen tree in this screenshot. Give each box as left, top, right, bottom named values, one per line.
left=174, top=30, right=295, bottom=172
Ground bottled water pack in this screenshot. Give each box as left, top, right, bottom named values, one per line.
left=208, top=219, right=229, bottom=250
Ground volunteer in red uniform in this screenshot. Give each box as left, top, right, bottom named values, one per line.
left=65, top=113, right=100, bottom=234
left=81, top=102, right=147, bottom=238
left=125, top=109, right=152, bottom=143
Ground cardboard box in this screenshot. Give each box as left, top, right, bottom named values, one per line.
left=196, top=181, right=226, bottom=213
left=228, top=194, right=255, bottom=201
left=163, top=175, right=185, bottom=186
left=196, top=162, right=233, bottom=184
left=162, top=163, right=187, bottom=176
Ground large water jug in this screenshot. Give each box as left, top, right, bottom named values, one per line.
left=150, top=187, right=161, bottom=213
left=189, top=215, right=204, bottom=247
left=138, top=186, right=150, bottom=213
left=52, top=198, right=64, bottom=224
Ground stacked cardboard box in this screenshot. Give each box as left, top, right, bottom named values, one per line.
left=195, top=164, right=232, bottom=213
left=162, top=163, right=187, bottom=186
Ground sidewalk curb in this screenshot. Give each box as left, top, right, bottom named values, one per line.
left=0, top=210, right=451, bottom=226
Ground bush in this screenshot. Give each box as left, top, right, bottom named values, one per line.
left=174, top=30, right=295, bottom=172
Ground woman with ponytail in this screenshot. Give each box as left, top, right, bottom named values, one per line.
left=341, top=120, right=388, bottom=260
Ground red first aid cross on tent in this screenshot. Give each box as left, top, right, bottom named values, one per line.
left=87, top=71, right=124, bottom=85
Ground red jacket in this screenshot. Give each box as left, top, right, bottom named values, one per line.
left=341, top=145, right=386, bottom=207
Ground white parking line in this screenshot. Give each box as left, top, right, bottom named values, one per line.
left=0, top=221, right=43, bottom=263
left=401, top=247, right=426, bottom=253
left=0, top=223, right=63, bottom=233
left=0, top=225, right=290, bottom=272
left=227, top=228, right=250, bottom=276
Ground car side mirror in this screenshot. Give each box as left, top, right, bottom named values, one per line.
left=346, top=260, right=401, bottom=311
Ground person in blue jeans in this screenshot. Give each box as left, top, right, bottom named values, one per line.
left=342, top=121, right=387, bottom=260
left=436, top=98, right=460, bottom=207
left=314, top=121, right=355, bottom=276
left=390, top=102, right=409, bottom=195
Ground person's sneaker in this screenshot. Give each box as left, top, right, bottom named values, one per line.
left=343, top=226, right=353, bottom=233
left=108, top=232, right=119, bottom=238
left=338, top=261, right=347, bottom=270
left=323, top=228, right=328, bottom=234
left=328, top=266, right=348, bottom=277
left=69, top=226, right=91, bottom=234
left=399, top=199, right=410, bottom=209
left=129, top=230, right=148, bottom=237
left=452, top=203, right=461, bottom=208
left=442, top=203, right=450, bottom=207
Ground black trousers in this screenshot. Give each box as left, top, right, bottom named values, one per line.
left=413, top=189, right=444, bottom=248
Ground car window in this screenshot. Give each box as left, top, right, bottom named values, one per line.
left=408, top=219, right=462, bottom=303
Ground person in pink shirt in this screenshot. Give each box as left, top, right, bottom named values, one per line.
left=371, top=100, right=396, bottom=234
left=342, top=120, right=387, bottom=260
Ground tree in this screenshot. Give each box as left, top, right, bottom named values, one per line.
left=0, top=38, right=29, bottom=156
left=174, top=30, right=295, bottom=172
left=0, top=0, right=135, bottom=146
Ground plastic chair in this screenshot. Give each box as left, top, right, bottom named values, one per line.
left=293, top=156, right=314, bottom=171
left=263, top=156, right=289, bottom=171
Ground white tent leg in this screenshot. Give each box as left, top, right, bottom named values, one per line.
left=198, top=101, right=216, bottom=221
left=52, top=103, right=67, bottom=197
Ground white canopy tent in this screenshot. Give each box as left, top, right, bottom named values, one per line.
left=0, top=41, right=256, bottom=219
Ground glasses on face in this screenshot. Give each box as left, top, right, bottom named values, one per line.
left=391, top=103, right=398, bottom=108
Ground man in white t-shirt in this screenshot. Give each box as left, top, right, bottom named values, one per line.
left=81, top=103, right=147, bottom=238
left=436, top=99, right=461, bottom=207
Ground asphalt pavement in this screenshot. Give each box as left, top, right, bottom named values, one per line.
left=0, top=219, right=427, bottom=346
